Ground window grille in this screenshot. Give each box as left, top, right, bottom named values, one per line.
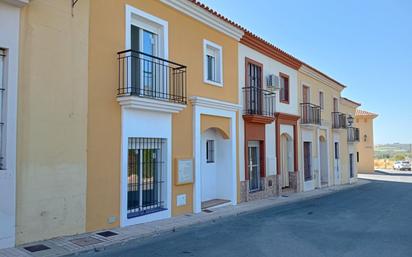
left=127, top=137, right=166, bottom=218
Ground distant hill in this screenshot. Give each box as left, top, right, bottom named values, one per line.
left=375, top=143, right=412, bottom=159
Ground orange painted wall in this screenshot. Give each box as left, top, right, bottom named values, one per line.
left=86, top=0, right=239, bottom=231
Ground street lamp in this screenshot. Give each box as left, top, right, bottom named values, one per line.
left=347, top=115, right=354, bottom=127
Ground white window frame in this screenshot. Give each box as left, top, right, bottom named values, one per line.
left=203, top=39, right=223, bottom=87
left=125, top=5, right=168, bottom=59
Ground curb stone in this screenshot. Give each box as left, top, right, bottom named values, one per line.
left=0, top=180, right=369, bottom=257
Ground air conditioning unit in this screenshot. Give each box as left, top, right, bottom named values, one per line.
left=267, top=74, right=280, bottom=91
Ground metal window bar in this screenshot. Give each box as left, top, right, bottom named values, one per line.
left=243, top=86, right=276, bottom=117
left=332, top=112, right=347, bottom=129
left=117, top=50, right=187, bottom=105
left=127, top=137, right=166, bottom=218
left=300, top=103, right=321, bottom=125
left=206, top=140, right=215, bottom=163
left=0, top=49, right=5, bottom=170
left=347, top=127, right=360, bottom=142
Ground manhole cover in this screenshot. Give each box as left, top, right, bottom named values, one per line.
left=97, top=231, right=118, bottom=238
left=70, top=237, right=103, bottom=247
left=24, top=244, right=50, bottom=253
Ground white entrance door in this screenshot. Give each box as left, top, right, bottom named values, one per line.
left=248, top=141, right=260, bottom=192
left=201, top=133, right=217, bottom=202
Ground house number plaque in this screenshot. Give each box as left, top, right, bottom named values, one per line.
left=176, top=159, right=194, bottom=185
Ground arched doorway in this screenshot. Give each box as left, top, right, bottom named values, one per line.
left=280, top=133, right=293, bottom=188
left=319, top=136, right=328, bottom=187
left=200, top=128, right=232, bottom=209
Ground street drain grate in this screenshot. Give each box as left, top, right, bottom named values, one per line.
left=203, top=209, right=213, bottom=213
left=24, top=244, right=50, bottom=253
left=70, top=237, right=103, bottom=247
left=97, top=231, right=118, bottom=237
left=281, top=195, right=289, bottom=198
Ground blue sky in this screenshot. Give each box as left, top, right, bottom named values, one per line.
left=200, top=0, right=412, bottom=144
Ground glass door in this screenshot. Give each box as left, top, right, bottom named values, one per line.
left=248, top=141, right=260, bottom=192
left=127, top=138, right=164, bottom=218
left=131, top=25, right=158, bottom=97
left=142, top=30, right=157, bottom=97
left=246, top=62, right=262, bottom=115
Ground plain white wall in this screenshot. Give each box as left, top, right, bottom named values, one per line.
left=0, top=1, right=22, bottom=249
left=121, top=108, right=172, bottom=226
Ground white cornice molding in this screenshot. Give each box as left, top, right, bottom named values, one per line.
left=1, top=0, right=29, bottom=7
left=299, top=65, right=345, bottom=92
left=190, top=96, right=241, bottom=112
left=160, top=0, right=244, bottom=40
left=117, top=96, right=186, bottom=113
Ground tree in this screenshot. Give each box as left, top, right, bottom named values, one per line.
left=393, top=154, right=406, bottom=161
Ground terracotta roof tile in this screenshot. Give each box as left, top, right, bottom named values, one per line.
left=355, top=109, right=378, bottom=117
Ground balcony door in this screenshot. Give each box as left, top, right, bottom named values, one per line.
left=333, top=97, right=339, bottom=112
left=131, top=25, right=159, bottom=97
left=303, top=85, right=310, bottom=103
left=302, top=85, right=310, bottom=122
left=245, top=59, right=263, bottom=115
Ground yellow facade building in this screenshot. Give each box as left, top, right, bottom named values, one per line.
left=355, top=110, right=378, bottom=172
left=297, top=65, right=361, bottom=191
left=14, top=0, right=243, bottom=245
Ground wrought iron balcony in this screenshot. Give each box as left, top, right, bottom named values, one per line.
left=332, top=112, right=347, bottom=129
left=117, top=50, right=187, bottom=105
left=300, top=103, right=321, bottom=125
left=347, top=127, right=360, bottom=142
left=243, top=86, right=276, bottom=118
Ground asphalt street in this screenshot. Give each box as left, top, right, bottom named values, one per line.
left=82, top=178, right=412, bottom=257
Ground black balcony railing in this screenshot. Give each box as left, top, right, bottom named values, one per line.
left=348, top=127, right=360, bottom=142
left=243, top=86, right=276, bottom=117
left=332, top=112, right=347, bottom=129
left=117, top=50, right=187, bottom=105
left=300, top=103, right=321, bottom=125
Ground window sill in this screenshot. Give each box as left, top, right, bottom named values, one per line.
left=280, top=100, right=290, bottom=104
left=127, top=207, right=167, bottom=219
left=204, top=79, right=223, bottom=88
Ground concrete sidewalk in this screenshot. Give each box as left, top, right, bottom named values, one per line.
left=374, top=169, right=412, bottom=176
left=0, top=180, right=369, bottom=257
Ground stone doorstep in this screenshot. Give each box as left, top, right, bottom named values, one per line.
left=2, top=180, right=369, bottom=257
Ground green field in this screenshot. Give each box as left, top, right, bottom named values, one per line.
left=375, top=143, right=412, bottom=160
